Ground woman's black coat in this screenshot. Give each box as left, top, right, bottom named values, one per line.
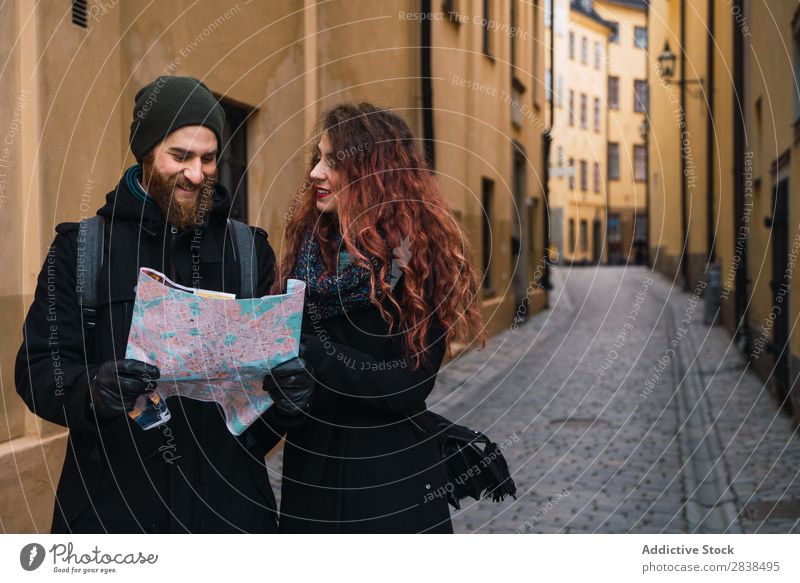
left=279, top=288, right=453, bottom=533
left=15, top=170, right=286, bottom=533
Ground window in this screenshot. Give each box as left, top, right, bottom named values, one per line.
left=442, top=0, right=461, bottom=23
left=481, top=177, right=494, bottom=291
left=634, top=214, right=648, bottom=243
left=545, top=69, right=553, bottom=102
left=607, top=214, right=622, bottom=243
left=755, top=95, right=763, bottom=153
left=634, top=145, right=647, bottom=182
left=593, top=162, right=601, bottom=193
left=580, top=160, right=588, bottom=191
left=608, top=76, right=619, bottom=110
left=569, top=31, right=575, bottom=59
left=569, top=218, right=576, bottom=252
left=593, top=97, right=601, bottom=132
left=511, top=85, right=524, bottom=128
left=609, top=21, right=619, bottom=43
left=634, top=80, right=648, bottom=113
left=568, top=158, right=575, bottom=190
left=442, top=0, right=455, bottom=11
left=608, top=142, right=620, bottom=180
left=511, top=145, right=525, bottom=268
left=580, top=93, right=587, bottom=128
left=594, top=42, right=601, bottom=70
left=72, top=0, right=88, bottom=28
left=580, top=220, right=588, bottom=251
left=569, top=90, right=575, bottom=126
left=482, top=0, right=493, bottom=58
left=219, top=100, right=250, bottom=222
left=581, top=37, right=588, bottom=64
left=634, top=26, right=647, bottom=49
left=545, top=0, right=553, bottom=28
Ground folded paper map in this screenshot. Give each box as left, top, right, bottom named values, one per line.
left=125, top=267, right=306, bottom=435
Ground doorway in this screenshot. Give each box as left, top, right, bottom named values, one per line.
left=512, top=143, right=528, bottom=313
left=770, top=178, right=791, bottom=414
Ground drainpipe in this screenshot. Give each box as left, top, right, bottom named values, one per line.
left=732, top=0, right=749, bottom=346
left=679, top=0, right=689, bottom=290
left=421, top=0, right=435, bottom=169
left=604, top=18, right=610, bottom=266
left=706, top=0, right=715, bottom=264
left=644, top=4, right=650, bottom=266
left=703, top=0, right=722, bottom=325
left=542, top=0, right=554, bottom=292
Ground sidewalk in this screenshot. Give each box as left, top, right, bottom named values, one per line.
left=656, top=276, right=800, bottom=534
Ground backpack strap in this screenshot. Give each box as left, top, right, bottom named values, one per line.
left=76, top=216, right=105, bottom=330
left=227, top=218, right=256, bottom=298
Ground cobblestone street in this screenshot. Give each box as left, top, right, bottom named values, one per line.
left=268, top=266, right=800, bottom=534
left=435, top=266, right=800, bottom=533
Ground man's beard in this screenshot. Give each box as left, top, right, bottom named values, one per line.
left=141, top=160, right=216, bottom=230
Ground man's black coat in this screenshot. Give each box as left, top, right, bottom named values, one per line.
left=15, top=167, right=285, bottom=533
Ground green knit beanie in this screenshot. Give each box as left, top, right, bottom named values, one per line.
left=129, top=76, right=225, bottom=162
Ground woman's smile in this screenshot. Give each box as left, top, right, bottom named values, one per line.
left=310, top=133, right=342, bottom=213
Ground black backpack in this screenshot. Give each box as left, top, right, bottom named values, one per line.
left=75, top=215, right=258, bottom=331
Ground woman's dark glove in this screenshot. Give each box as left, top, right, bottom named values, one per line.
left=89, top=359, right=160, bottom=419
left=263, top=355, right=316, bottom=417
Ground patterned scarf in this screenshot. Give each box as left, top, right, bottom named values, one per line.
left=292, top=230, right=390, bottom=320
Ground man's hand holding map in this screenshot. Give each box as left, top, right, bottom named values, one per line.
left=125, top=267, right=306, bottom=435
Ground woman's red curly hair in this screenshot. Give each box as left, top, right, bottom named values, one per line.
left=273, top=102, right=485, bottom=368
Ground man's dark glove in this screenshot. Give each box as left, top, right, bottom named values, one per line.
left=89, top=359, right=160, bottom=419
left=263, top=355, right=316, bottom=418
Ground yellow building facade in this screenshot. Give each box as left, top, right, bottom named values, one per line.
left=739, top=1, right=800, bottom=421
left=647, top=0, right=800, bottom=424
left=0, top=0, right=548, bottom=532
left=548, top=0, right=612, bottom=264
left=595, top=0, right=648, bottom=265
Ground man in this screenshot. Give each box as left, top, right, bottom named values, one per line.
left=16, top=76, right=313, bottom=533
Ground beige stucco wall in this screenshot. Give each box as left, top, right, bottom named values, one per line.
left=1, top=0, right=75, bottom=533
left=682, top=0, right=710, bottom=282
left=647, top=0, right=682, bottom=277
left=711, top=2, right=736, bottom=333
left=0, top=0, right=26, bottom=448
left=647, top=0, right=718, bottom=287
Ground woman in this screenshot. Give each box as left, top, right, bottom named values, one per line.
left=274, top=102, right=485, bottom=533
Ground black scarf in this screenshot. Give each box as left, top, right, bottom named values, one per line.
left=292, top=230, right=389, bottom=320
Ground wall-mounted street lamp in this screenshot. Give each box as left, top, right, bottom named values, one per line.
left=657, top=41, right=676, bottom=79
left=657, top=40, right=704, bottom=88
